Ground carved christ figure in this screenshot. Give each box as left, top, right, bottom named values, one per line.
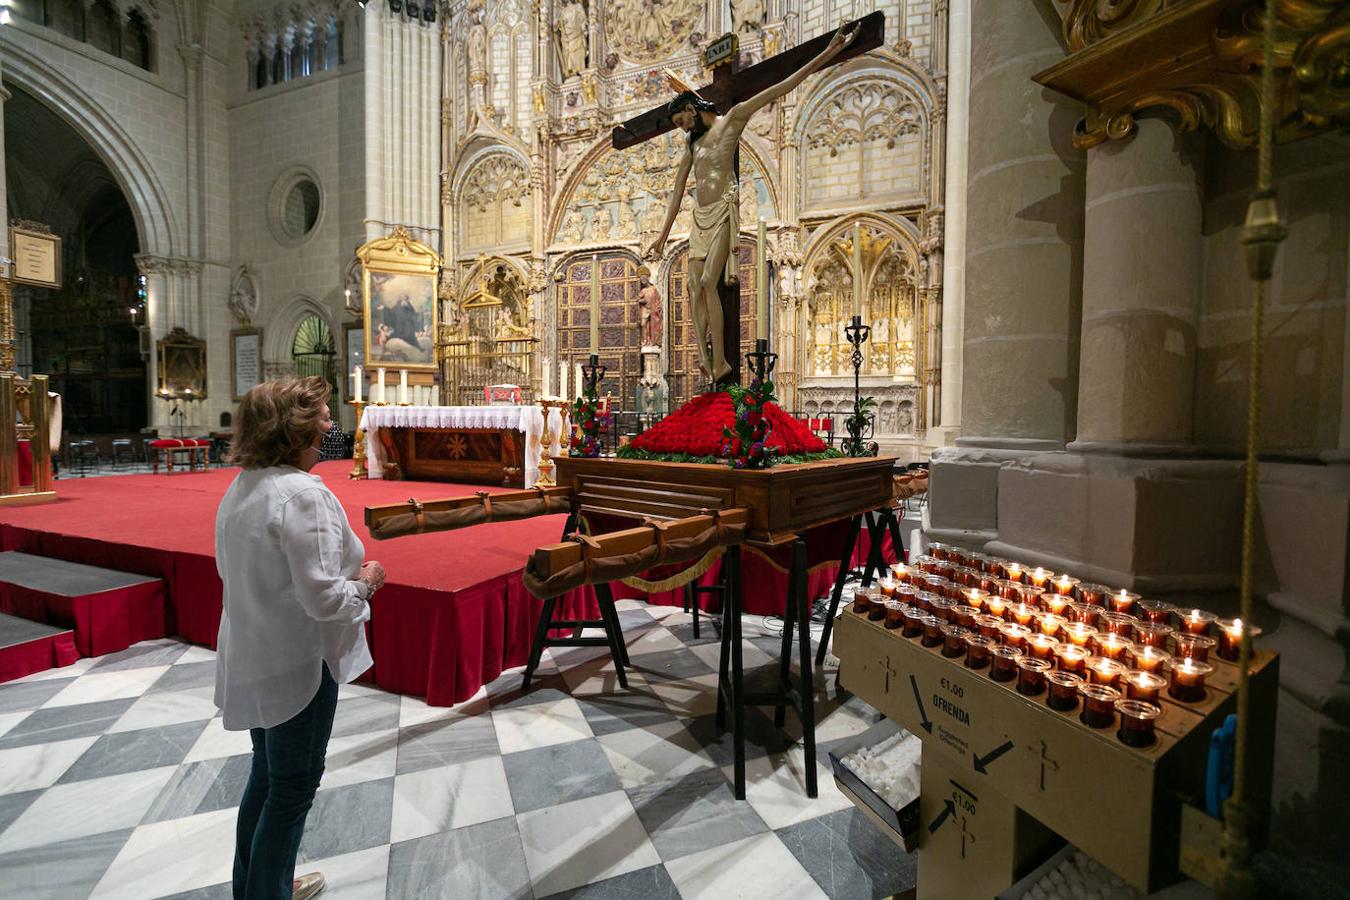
left=643, top=22, right=859, bottom=382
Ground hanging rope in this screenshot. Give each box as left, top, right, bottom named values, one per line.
left=1221, top=0, right=1286, bottom=893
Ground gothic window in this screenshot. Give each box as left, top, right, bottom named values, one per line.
left=291, top=314, right=336, bottom=387
left=253, top=52, right=268, bottom=90
left=43, top=0, right=83, bottom=40
left=800, top=77, right=925, bottom=213
left=85, top=0, right=121, bottom=58
left=123, top=10, right=153, bottom=71
left=804, top=223, right=916, bottom=379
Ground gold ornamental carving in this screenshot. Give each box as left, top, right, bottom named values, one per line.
left=1038, top=0, right=1350, bottom=149
left=603, top=0, right=704, bottom=65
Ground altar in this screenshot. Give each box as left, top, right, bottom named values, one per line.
left=361, top=404, right=564, bottom=487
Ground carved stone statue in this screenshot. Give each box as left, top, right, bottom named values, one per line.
left=731, top=0, right=766, bottom=34
left=637, top=266, right=662, bottom=348
left=557, top=0, right=588, bottom=79
left=229, top=268, right=258, bottom=324
left=466, top=6, right=490, bottom=127
left=643, top=22, right=859, bottom=382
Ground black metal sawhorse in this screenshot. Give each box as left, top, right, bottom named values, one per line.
left=815, top=506, right=907, bottom=666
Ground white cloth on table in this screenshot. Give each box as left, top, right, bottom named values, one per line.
left=360, top=405, right=564, bottom=487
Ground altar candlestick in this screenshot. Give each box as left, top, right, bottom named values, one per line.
left=376, top=368, right=386, bottom=405
left=756, top=219, right=769, bottom=341
left=590, top=255, right=600, bottom=353
left=852, top=222, right=863, bottom=316
left=399, top=369, right=408, bottom=405
left=353, top=366, right=363, bottom=403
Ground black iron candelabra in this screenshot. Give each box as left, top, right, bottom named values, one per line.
left=843, top=315, right=874, bottom=457
left=581, top=353, right=605, bottom=398
left=745, top=338, right=778, bottom=387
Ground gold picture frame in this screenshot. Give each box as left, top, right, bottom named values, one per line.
left=157, top=327, right=208, bottom=400
left=357, top=226, right=442, bottom=373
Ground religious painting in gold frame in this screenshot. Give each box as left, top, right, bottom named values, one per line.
left=356, top=226, right=442, bottom=373
left=157, top=327, right=208, bottom=400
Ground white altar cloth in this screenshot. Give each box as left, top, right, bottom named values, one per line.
left=360, top=405, right=564, bottom=487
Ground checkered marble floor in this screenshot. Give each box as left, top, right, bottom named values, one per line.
left=0, top=599, right=915, bottom=899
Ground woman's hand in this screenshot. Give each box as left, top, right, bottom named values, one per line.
left=358, top=560, right=386, bottom=595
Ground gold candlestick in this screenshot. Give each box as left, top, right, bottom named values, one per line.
left=348, top=399, right=368, bottom=480
left=534, top=398, right=570, bottom=488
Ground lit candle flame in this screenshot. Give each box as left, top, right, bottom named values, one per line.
left=1033, top=567, right=1046, bottom=579
left=1190, top=609, right=1202, bottom=622
left=1008, top=563, right=1022, bottom=574
left=1231, top=617, right=1243, bottom=633
left=1119, top=590, right=1129, bottom=601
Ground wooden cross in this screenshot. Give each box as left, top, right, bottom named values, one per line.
left=611, top=12, right=885, bottom=385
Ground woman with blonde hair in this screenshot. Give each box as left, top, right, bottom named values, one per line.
left=214, top=376, right=385, bottom=899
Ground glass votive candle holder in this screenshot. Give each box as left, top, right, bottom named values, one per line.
left=1027, top=567, right=1053, bottom=590
left=1075, top=582, right=1111, bottom=606
left=952, top=604, right=979, bottom=629
left=1092, top=632, right=1133, bottom=662
left=1013, top=583, right=1044, bottom=606
left=868, top=592, right=888, bottom=622
left=920, top=614, right=944, bottom=647
left=999, top=622, right=1032, bottom=650
left=1167, top=658, right=1214, bottom=703
left=1109, top=589, right=1141, bottom=614
left=1124, top=670, right=1167, bottom=703
left=930, top=597, right=956, bottom=622
left=901, top=606, right=926, bottom=638
left=965, top=634, right=994, bottom=669
left=878, top=577, right=899, bottom=598
left=1036, top=612, right=1067, bottom=639
left=964, top=588, right=987, bottom=611
left=890, top=562, right=909, bottom=583
left=951, top=567, right=976, bottom=588
left=1116, top=699, right=1162, bottom=748
left=1134, top=621, right=1174, bottom=650
left=1026, top=632, right=1060, bottom=662
left=1136, top=599, right=1175, bottom=624
left=914, top=592, right=939, bottom=614
left=851, top=588, right=872, bottom=615
left=1003, top=562, right=1025, bottom=583
left=929, top=542, right=954, bottom=561
left=923, top=575, right=950, bottom=596
left=916, top=555, right=941, bottom=575
left=1040, top=593, right=1074, bottom=616
left=1053, top=574, right=1080, bottom=597
left=1062, top=622, right=1098, bottom=648
left=1017, top=657, right=1053, bottom=696
left=975, top=613, right=1005, bottom=640
left=1069, top=603, right=1103, bottom=628
left=1009, top=602, right=1037, bottom=627
left=1087, top=656, right=1127, bottom=691
left=1056, top=643, right=1091, bottom=675
left=989, top=645, right=1023, bottom=682
left=1098, top=611, right=1138, bottom=638
left=1179, top=608, right=1216, bottom=636
left=1046, top=671, right=1083, bottom=711
left=1173, top=633, right=1217, bottom=663
left=1126, top=643, right=1171, bottom=675
left=941, top=624, right=970, bottom=658
left=883, top=600, right=905, bottom=630
left=996, top=580, right=1024, bottom=601
left=1217, top=618, right=1262, bottom=662
left=985, top=596, right=1008, bottom=619
left=1079, top=683, right=1122, bottom=728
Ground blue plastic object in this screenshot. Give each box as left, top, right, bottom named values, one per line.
left=1206, top=714, right=1238, bottom=818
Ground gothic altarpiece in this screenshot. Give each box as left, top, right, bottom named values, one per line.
left=439, top=0, right=947, bottom=456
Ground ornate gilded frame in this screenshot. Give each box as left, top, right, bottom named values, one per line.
left=157, top=327, right=208, bottom=400
left=357, top=226, right=442, bottom=373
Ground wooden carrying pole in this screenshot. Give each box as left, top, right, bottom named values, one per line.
left=364, top=485, right=574, bottom=534
left=529, top=507, right=750, bottom=581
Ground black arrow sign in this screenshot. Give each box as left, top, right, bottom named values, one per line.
left=973, top=740, right=1015, bottom=774
left=909, top=674, right=932, bottom=734
left=928, top=799, right=956, bottom=834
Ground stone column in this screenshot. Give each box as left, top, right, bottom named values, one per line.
left=958, top=0, right=1084, bottom=449
left=936, top=0, right=969, bottom=442
left=927, top=0, right=1085, bottom=545
left=1071, top=116, right=1204, bottom=452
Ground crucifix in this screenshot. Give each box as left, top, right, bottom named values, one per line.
left=614, top=12, right=885, bottom=387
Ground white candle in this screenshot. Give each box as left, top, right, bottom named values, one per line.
left=757, top=218, right=768, bottom=342
left=559, top=361, right=568, bottom=400
left=542, top=356, right=552, bottom=398
left=590, top=255, right=600, bottom=353
left=399, top=369, right=409, bottom=405
left=353, top=365, right=363, bottom=403
left=852, top=222, right=863, bottom=316
left=376, top=368, right=386, bottom=404
left=576, top=363, right=584, bottom=397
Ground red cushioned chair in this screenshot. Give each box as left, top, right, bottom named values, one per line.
left=148, top=438, right=211, bottom=474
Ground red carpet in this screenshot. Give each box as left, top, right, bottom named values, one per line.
left=0, top=461, right=893, bottom=705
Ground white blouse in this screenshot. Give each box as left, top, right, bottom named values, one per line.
left=214, top=467, right=373, bottom=730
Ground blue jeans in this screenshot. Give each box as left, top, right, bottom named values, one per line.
left=233, top=665, right=338, bottom=899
